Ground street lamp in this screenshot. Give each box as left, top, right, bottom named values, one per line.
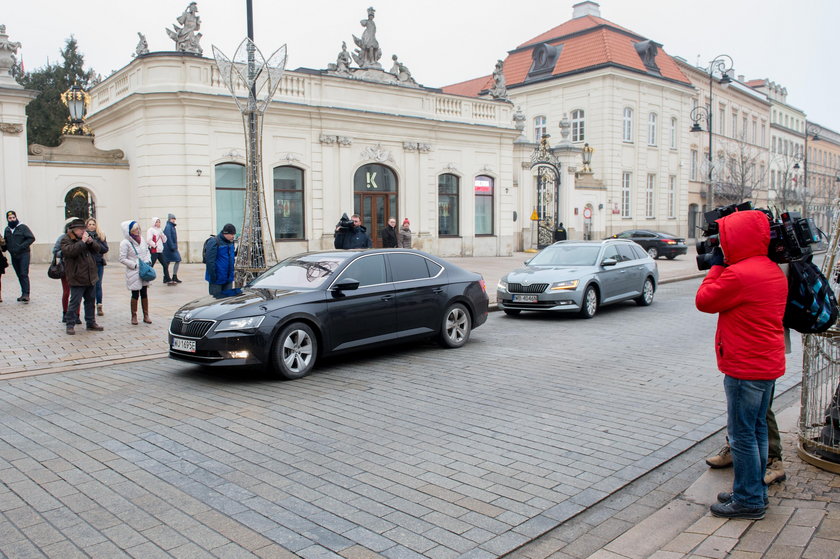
left=60, top=83, right=92, bottom=136
left=801, top=124, right=821, bottom=218
left=581, top=143, right=594, bottom=173
left=689, top=54, right=733, bottom=213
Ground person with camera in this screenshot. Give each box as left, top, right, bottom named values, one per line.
left=61, top=218, right=104, bottom=335
left=334, top=213, right=372, bottom=249
left=695, top=209, right=787, bottom=520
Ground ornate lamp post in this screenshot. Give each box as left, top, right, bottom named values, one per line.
left=60, top=84, right=92, bottom=136
left=213, top=0, right=288, bottom=286
left=581, top=143, right=594, bottom=173
left=690, top=54, right=733, bottom=213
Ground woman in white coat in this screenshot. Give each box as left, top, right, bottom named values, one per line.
left=119, top=220, right=154, bottom=325
left=146, top=217, right=168, bottom=281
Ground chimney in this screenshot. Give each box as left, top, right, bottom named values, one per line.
left=572, top=1, right=601, bottom=18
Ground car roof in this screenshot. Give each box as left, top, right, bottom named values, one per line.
left=551, top=239, right=636, bottom=246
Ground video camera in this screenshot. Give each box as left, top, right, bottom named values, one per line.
left=696, top=201, right=820, bottom=270
left=335, top=213, right=353, bottom=232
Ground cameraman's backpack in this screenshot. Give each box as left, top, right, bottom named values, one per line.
left=783, top=258, right=838, bottom=334
left=201, top=236, right=215, bottom=264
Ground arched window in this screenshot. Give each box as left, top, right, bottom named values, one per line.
left=438, top=174, right=460, bottom=236
left=474, top=175, right=494, bottom=235
left=571, top=109, right=585, bottom=142
left=622, top=108, right=633, bottom=142
left=647, top=113, right=657, bottom=146
left=273, top=166, right=305, bottom=240
left=215, top=163, right=246, bottom=234
left=534, top=115, right=547, bottom=142
left=64, top=187, right=95, bottom=221
left=353, top=164, right=397, bottom=246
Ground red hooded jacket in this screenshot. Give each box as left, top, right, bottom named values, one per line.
left=695, top=210, right=787, bottom=380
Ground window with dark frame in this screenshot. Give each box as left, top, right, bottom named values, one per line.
left=273, top=166, right=305, bottom=240
left=438, top=173, right=460, bottom=236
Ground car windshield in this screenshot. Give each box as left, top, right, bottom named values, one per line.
left=250, top=254, right=347, bottom=289
left=529, top=245, right=601, bottom=267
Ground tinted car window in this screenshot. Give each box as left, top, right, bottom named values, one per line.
left=342, top=255, right=387, bottom=287
left=531, top=245, right=601, bottom=266
left=617, top=231, right=634, bottom=238
left=252, top=254, right=345, bottom=289
left=617, top=244, right=637, bottom=262
left=602, top=245, right=620, bottom=261
left=630, top=244, right=648, bottom=259
left=635, top=232, right=654, bottom=238
left=389, top=253, right=432, bottom=282
left=426, top=260, right=443, bottom=277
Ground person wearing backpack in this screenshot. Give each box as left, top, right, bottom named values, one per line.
left=204, top=224, right=236, bottom=296
left=695, top=209, right=787, bottom=520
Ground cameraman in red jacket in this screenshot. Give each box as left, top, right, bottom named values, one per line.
left=695, top=209, right=787, bottom=520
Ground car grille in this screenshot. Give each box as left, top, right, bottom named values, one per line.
left=170, top=318, right=215, bottom=339
left=508, top=283, right=549, bottom=293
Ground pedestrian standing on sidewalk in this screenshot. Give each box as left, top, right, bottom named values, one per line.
left=3, top=210, right=35, bottom=302
left=85, top=217, right=109, bottom=316
left=399, top=218, right=412, bottom=248
left=0, top=234, right=8, bottom=302
left=695, top=210, right=787, bottom=520
left=60, top=218, right=104, bottom=335
left=162, top=213, right=182, bottom=285
left=54, top=218, right=80, bottom=325
left=120, top=220, right=154, bottom=325
left=204, top=223, right=236, bottom=296
left=381, top=217, right=398, bottom=248
left=146, top=217, right=170, bottom=283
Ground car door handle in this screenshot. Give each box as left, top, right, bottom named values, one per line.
left=381, top=295, right=393, bottom=301
left=432, top=288, right=444, bottom=294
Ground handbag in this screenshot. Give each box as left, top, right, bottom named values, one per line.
left=47, top=254, right=65, bottom=279
left=131, top=243, right=156, bottom=282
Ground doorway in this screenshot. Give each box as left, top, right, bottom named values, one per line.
left=354, top=163, right=398, bottom=248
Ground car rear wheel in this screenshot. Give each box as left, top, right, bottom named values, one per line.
left=578, top=286, right=598, bottom=319
left=635, top=277, right=655, bottom=306
left=438, top=303, right=471, bottom=348
left=647, top=247, right=659, bottom=259
left=503, top=309, right=521, bottom=316
left=272, top=322, right=317, bottom=380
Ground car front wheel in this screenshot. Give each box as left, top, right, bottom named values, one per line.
left=272, top=322, right=317, bottom=380
left=635, top=277, right=655, bottom=306
left=438, top=303, right=471, bottom=348
left=579, top=286, right=598, bottom=318
left=647, top=247, right=659, bottom=259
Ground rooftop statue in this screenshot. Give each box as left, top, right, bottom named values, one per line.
left=389, top=55, right=415, bottom=85
left=489, top=59, right=508, bottom=100
left=0, top=24, right=22, bottom=86
left=134, top=32, right=149, bottom=57
left=352, top=7, right=382, bottom=69
left=334, top=42, right=352, bottom=76
left=166, top=2, right=203, bottom=55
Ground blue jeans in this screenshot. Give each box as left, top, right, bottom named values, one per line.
left=95, top=263, right=104, bottom=304
left=724, top=375, right=774, bottom=509
left=209, top=282, right=232, bottom=296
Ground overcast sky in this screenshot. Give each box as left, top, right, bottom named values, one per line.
left=6, top=0, right=838, bottom=130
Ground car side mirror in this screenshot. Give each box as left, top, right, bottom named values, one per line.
left=331, top=278, right=360, bottom=292
left=601, top=257, right=619, bottom=267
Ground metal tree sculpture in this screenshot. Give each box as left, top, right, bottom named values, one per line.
left=213, top=38, right=287, bottom=286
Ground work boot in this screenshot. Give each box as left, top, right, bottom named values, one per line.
left=706, top=444, right=733, bottom=468
left=130, top=299, right=139, bottom=325
left=710, top=500, right=765, bottom=520
left=86, top=323, right=104, bottom=331
left=764, top=458, right=787, bottom=485
left=141, top=298, right=152, bottom=324
left=97, top=304, right=104, bottom=316
left=66, top=324, right=75, bottom=335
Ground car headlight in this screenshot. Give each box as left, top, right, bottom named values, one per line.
left=215, top=316, right=265, bottom=332
left=549, top=280, right=579, bottom=291
left=497, top=280, right=508, bottom=292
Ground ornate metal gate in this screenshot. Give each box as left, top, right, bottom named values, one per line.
left=530, top=135, right=561, bottom=248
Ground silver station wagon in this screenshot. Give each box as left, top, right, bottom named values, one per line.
left=497, top=239, right=659, bottom=318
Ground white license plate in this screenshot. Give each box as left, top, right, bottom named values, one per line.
left=171, top=337, right=196, bottom=352
left=513, top=294, right=539, bottom=303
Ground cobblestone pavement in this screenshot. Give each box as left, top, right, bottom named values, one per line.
left=0, top=277, right=803, bottom=558
left=0, top=256, right=701, bottom=378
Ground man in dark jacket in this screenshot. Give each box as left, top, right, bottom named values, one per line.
left=381, top=217, right=398, bottom=248
left=60, top=218, right=103, bottom=334
left=3, top=210, right=35, bottom=302
left=205, top=223, right=236, bottom=295
left=695, top=210, right=787, bottom=520
left=334, top=214, right=372, bottom=249
left=162, top=214, right=182, bottom=285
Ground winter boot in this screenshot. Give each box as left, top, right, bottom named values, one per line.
left=706, top=444, right=732, bottom=469
left=97, top=303, right=104, bottom=316
left=130, top=299, right=139, bottom=325
left=141, top=298, right=152, bottom=324
left=764, top=458, right=787, bottom=485
left=173, top=275, right=182, bottom=284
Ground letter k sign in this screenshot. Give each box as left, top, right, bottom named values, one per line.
left=366, top=171, right=378, bottom=189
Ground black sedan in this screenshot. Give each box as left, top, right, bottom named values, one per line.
left=608, top=230, right=688, bottom=259
left=169, top=249, right=489, bottom=379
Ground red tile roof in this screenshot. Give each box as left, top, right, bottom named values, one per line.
left=443, top=14, right=691, bottom=97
